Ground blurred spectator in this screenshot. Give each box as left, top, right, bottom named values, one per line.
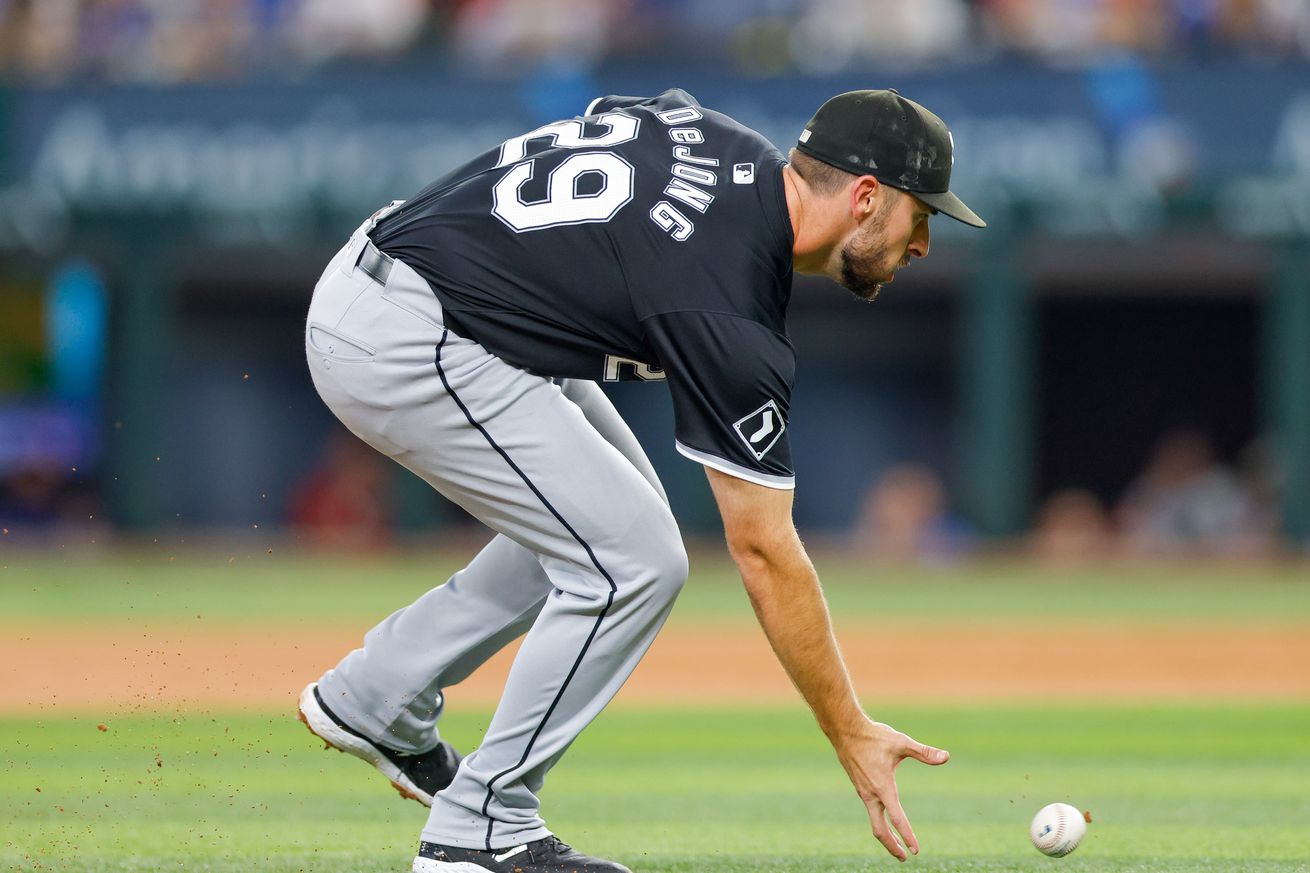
left=4, top=0, right=1310, bottom=85
left=288, top=428, right=393, bottom=550
left=1029, top=487, right=1117, bottom=565
left=788, top=0, right=972, bottom=74
left=289, top=0, right=428, bottom=66
left=0, top=455, right=102, bottom=541
left=0, top=458, right=66, bottom=526
left=851, top=462, right=973, bottom=564
left=0, top=0, right=80, bottom=82
left=1116, top=429, right=1270, bottom=557
left=450, top=0, right=622, bottom=73
left=0, top=394, right=102, bottom=534
left=1235, top=434, right=1287, bottom=543
left=988, top=0, right=1183, bottom=59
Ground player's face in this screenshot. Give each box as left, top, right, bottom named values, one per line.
left=839, top=189, right=932, bottom=302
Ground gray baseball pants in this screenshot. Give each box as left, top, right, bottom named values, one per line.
left=304, top=210, right=687, bottom=850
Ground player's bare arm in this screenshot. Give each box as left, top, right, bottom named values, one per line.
left=704, top=467, right=950, bottom=862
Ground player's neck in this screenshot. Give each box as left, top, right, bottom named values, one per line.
left=783, top=164, right=843, bottom=279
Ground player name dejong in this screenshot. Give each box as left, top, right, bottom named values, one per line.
left=648, top=104, right=719, bottom=242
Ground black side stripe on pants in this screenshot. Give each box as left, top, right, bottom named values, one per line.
left=433, top=330, right=619, bottom=851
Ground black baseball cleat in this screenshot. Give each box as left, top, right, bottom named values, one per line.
left=298, top=682, right=461, bottom=806
left=412, top=835, right=632, bottom=872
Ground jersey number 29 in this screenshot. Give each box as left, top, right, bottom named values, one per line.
left=491, top=113, right=640, bottom=232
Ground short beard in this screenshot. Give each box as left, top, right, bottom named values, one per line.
left=839, top=194, right=898, bottom=302
left=840, top=241, right=890, bottom=302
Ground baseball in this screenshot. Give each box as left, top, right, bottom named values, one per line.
left=1029, top=802, right=1088, bottom=857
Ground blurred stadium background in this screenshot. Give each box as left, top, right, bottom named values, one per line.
left=2, top=0, right=1309, bottom=563
left=7, top=11, right=1310, bottom=870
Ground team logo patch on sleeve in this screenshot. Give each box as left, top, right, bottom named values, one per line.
left=733, top=400, right=786, bottom=460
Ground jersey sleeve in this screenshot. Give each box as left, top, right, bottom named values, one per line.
left=642, top=310, right=796, bottom=489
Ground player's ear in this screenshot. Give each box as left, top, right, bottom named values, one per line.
left=850, top=175, right=881, bottom=222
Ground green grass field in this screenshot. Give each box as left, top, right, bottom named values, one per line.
left=3, top=551, right=1309, bottom=871
left=4, top=549, right=1310, bottom=625
left=5, top=706, right=1309, bottom=872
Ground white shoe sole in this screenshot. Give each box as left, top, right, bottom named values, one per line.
left=412, top=857, right=492, bottom=872
left=297, top=682, right=434, bottom=806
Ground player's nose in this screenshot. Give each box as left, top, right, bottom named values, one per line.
left=908, top=221, right=931, bottom=259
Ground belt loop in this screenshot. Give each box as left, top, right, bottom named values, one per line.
left=356, top=240, right=394, bottom=286
left=346, top=199, right=403, bottom=284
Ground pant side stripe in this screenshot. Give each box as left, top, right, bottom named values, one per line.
left=433, top=331, right=618, bottom=851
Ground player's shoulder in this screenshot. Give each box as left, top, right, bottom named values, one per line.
left=587, top=88, right=779, bottom=158
left=584, top=87, right=703, bottom=119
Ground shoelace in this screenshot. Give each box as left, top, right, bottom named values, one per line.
left=531, top=836, right=572, bottom=860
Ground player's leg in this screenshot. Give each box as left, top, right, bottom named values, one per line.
left=313, top=533, right=552, bottom=751
left=306, top=246, right=686, bottom=853
left=402, top=326, right=685, bottom=852
left=310, top=385, right=668, bottom=754
left=558, top=378, right=669, bottom=507
left=299, top=234, right=570, bottom=808
left=297, top=530, right=548, bottom=805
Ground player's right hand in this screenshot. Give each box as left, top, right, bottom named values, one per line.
left=834, top=718, right=950, bottom=862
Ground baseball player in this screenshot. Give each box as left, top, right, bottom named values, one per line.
left=297, top=88, right=985, bottom=872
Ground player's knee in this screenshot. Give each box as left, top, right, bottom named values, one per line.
left=644, top=535, right=688, bottom=602
left=608, top=505, right=685, bottom=603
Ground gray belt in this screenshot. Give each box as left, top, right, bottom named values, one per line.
left=357, top=239, right=394, bottom=286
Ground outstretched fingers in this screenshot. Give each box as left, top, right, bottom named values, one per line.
left=883, top=735, right=946, bottom=856
left=884, top=794, right=920, bottom=858
left=854, top=723, right=952, bottom=861
left=866, top=798, right=908, bottom=862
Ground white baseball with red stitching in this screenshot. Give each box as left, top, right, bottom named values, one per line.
left=1030, top=802, right=1087, bottom=857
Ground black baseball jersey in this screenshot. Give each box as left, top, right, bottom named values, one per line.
left=372, top=88, right=796, bottom=488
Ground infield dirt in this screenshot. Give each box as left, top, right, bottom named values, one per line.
left=6, top=619, right=1308, bottom=713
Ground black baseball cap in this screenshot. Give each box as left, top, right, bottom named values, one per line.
left=796, top=89, right=985, bottom=228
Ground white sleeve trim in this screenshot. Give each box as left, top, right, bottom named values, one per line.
left=584, top=96, right=605, bottom=116
left=676, top=442, right=796, bottom=490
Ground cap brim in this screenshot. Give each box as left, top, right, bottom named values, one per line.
left=916, top=190, right=986, bottom=228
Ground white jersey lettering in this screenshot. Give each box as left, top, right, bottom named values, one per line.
left=649, top=201, right=694, bottom=241
left=672, top=145, right=719, bottom=166
left=671, top=163, right=717, bottom=186
left=496, top=113, right=640, bottom=168
left=656, top=106, right=703, bottom=125
left=664, top=178, right=714, bottom=214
